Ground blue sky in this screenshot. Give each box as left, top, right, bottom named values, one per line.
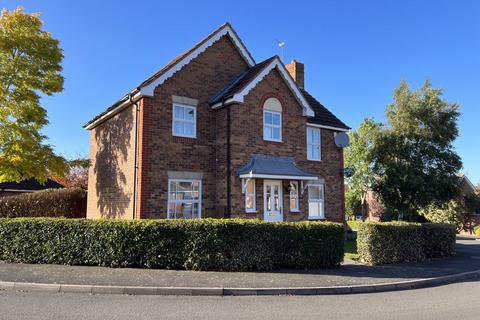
left=3, top=0, right=480, bottom=184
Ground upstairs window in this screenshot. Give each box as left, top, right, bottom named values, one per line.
left=307, top=127, right=321, bottom=161
left=172, top=103, right=196, bottom=138
left=263, top=97, right=282, bottom=142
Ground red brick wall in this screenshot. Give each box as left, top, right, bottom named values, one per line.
left=226, top=69, right=345, bottom=222
left=87, top=104, right=136, bottom=219
left=137, top=35, right=249, bottom=218
left=89, top=35, right=346, bottom=222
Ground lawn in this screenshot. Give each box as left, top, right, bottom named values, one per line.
left=344, top=237, right=359, bottom=261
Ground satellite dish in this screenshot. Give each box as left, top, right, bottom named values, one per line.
left=334, top=132, right=350, bottom=148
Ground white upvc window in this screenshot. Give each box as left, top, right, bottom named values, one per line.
left=263, top=110, right=282, bottom=142
left=245, top=179, right=256, bottom=212
left=308, top=184, right=325, bottom=219
left=167, top=179, right=201, bottom=219
left=289, top=181, right=299, bottom=212
left=307, top=127, right=321, bottom=161
left=172, top=103, right=196, bottom=138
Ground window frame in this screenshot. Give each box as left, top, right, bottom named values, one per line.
left=172, top=103, right=197, bottom=138
left=289, top=181, right=300, bottom=212
left=244, top=179, right=256, bottom=213
left=307, top=183, right=325, bottom=220
left=167, top=178, right=202, bottom=219
left=307, top=127, right=321, bottom=161
left=263, top=110, right=282, bottom=142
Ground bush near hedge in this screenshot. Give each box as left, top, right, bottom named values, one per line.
left=0, top=218, right=344, bottom=271
left=357, top=222, right=456, bottom=265
left=0, top=188, right=86, bottom=218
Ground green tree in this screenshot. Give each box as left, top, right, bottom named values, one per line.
left=372, top=81, right=462, bottom=220
left=0, top=7, right=67, bottom=183
left=344, top=118, right=382, bottom=219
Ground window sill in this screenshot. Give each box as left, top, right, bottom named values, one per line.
left=308, top=217, right=326, bottom=221
left=173, top=134, right=197, bottom=139
left=290, top=210, right=301, bottom=214
left=307, top=158, right=322, bottom=162
left=263, top=138, right=282, bottom=143
left=246, top=211, right=258, bottom=214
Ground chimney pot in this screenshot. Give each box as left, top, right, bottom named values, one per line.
left=285, top=59, right=305, bottom=89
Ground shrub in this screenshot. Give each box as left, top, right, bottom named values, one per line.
left=0, top=188, right=86, bottom=218
left=0, top=218, right=344, bottom=271
left=357, top=222, right=456, bottom=265
left=475, top=225, right=480, bottom=237
left=418, top=200, right=462, bottom=229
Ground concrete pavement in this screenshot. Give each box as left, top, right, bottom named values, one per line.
left=1, top=280, right=479, bottom=319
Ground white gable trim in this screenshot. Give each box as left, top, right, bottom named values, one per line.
left=306, top=122, right=349, bottom=132
left=140, top=24, right=255, bottom=97
left=212, top=57, right=314, bottom=117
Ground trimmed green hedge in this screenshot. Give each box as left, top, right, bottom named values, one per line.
left=475, top=225, right=480, bottom=237
left=0, top=218, right=344, bottom=271
left=0, top=188, right=86, bottom=218
left=357, top=222, right=456, bottom=265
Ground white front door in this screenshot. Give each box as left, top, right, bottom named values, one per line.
left=264, top=180, right=283, bottom=222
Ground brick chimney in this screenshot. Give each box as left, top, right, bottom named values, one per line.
left=285, top=59, right=305, bottom=89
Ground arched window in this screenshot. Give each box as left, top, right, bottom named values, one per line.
left=263, top=97, right=282, bottom=142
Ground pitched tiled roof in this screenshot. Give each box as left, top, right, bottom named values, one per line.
left=0, top=179, right=64, bottom=191
left=209, top=57, right=276, bottom=105
left=301, top=89, right=350, bottom=130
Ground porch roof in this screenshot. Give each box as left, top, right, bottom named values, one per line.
left=236, top=154, right=318, bottom=180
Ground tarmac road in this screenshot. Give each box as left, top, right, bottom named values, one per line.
left=1, top=280, right=479, bottom=320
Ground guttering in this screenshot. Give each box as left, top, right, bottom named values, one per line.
left=84, top=90, right=143, bottom=130
left=306, top=122, right=349, bottom=132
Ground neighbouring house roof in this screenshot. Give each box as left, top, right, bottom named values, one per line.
left=237, top=154, right=318, bottom=180
left=84, top=23, right=255, bottom=130
left=0, top=179, right=64, bottom=192
left=459, top=174, right=476, bottom=194
left=301, top=89, right=350, bottom=131
left=209, top=56, right=315, bottom=117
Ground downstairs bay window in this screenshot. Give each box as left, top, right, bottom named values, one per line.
left=167, top=179, right=202, bottom=219
left=308, top=184, right=325, bottom=219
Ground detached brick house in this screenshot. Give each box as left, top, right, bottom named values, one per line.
left=84, top=23, right=350, bottom=222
